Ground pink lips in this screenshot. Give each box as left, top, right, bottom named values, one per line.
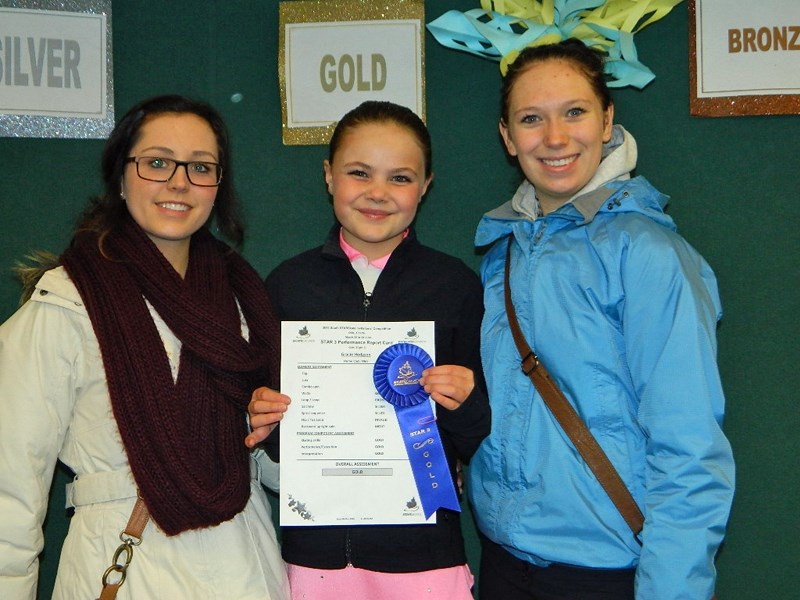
left=358, top=208, right=391, bottom=219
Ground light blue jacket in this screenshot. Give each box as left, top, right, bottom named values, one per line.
left=468, top=128, right=734, bottom=599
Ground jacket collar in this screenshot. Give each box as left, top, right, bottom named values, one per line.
left=320, top=223, right=418, bottom=261
left=31, top=266, right=87, bottom=312
left=476, top=177, right=674, bottom=248
left=476, top=126, right=678, bottom=248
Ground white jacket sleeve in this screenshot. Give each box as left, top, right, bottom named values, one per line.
left=252, top=447, right=280, bottom=492
left=0, top=298, right=81, bottom=600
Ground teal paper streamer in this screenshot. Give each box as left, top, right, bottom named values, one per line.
left=426, top=2, right=665, bottom=89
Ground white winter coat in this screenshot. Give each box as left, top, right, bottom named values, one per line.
left=0, top=267, right=290, bottom=600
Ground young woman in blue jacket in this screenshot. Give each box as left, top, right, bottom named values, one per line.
left=467, top=40, right=735, bottom=600
left=246, top=100, right=490, bottom=600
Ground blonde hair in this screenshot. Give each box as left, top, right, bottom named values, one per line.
left=13, top=251, right=60, bottom=305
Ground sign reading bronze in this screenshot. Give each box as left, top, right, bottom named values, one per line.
left=690, top=0, right=800, bottom=116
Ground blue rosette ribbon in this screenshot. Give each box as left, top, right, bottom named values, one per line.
left=373, top=343, right=460, bottom=519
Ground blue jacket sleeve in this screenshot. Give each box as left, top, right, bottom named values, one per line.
left=620, top=224, right=735, bottom=600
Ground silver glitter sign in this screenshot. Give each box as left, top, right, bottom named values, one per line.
left=0, top=0, right=113, bottom=138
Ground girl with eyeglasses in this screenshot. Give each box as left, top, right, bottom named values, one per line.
left=0, top=95, right=289, bottom=600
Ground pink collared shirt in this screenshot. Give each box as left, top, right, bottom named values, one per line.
left=339, top=228, right=409, bottom=293
left=339, top=227, right=407, bottom=270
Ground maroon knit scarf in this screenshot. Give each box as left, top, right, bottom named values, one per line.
left=61, top=216, right=279, bottom=535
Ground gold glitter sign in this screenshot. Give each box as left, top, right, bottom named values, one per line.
left=0, top=0, right=113, bottom=138
left=690, top=0, right=800, bottom=117
left=279, top=0, right=425, bottom=145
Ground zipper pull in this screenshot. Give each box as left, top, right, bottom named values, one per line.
left=362, top=292, right=372, bottom=316
left=346, top=530, right=353, bottom=567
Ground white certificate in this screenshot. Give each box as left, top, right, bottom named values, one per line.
left=279, top=320, right=436, bottom=526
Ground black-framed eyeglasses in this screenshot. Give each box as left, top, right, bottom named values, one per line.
left=126, top=156, right=223, bottom=187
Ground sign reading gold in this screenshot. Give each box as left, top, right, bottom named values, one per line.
left=279, top=0, right=424, bottom=145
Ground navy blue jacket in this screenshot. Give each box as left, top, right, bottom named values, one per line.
left=265, top=224, right=490, bottom=572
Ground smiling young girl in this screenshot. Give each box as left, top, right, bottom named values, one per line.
left=246, top=100, right=490, bottom=600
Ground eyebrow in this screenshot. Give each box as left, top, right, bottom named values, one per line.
left=342, top=161, right=419, bottom=175
left=136, top=146, right=218, bottom=161
left=516, top=97, right=595, bottom=112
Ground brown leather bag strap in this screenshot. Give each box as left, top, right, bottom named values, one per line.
left=503, top=236, right=645, bottom=536
left=97, top=496, right=150, bottom=600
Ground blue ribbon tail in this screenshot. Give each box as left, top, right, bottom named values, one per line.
left=395, top=402, right=460, bottom=519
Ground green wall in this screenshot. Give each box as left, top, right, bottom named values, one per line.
left=0, top=2, right=797, bottom=598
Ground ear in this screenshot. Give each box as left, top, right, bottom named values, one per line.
left=419, top=172, right=433, bottom=200
left=602, top=103, right=615, bottom=143
left=323, top=160, right=333, bottom=194
left=499, top=120, right=518, bottom=157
